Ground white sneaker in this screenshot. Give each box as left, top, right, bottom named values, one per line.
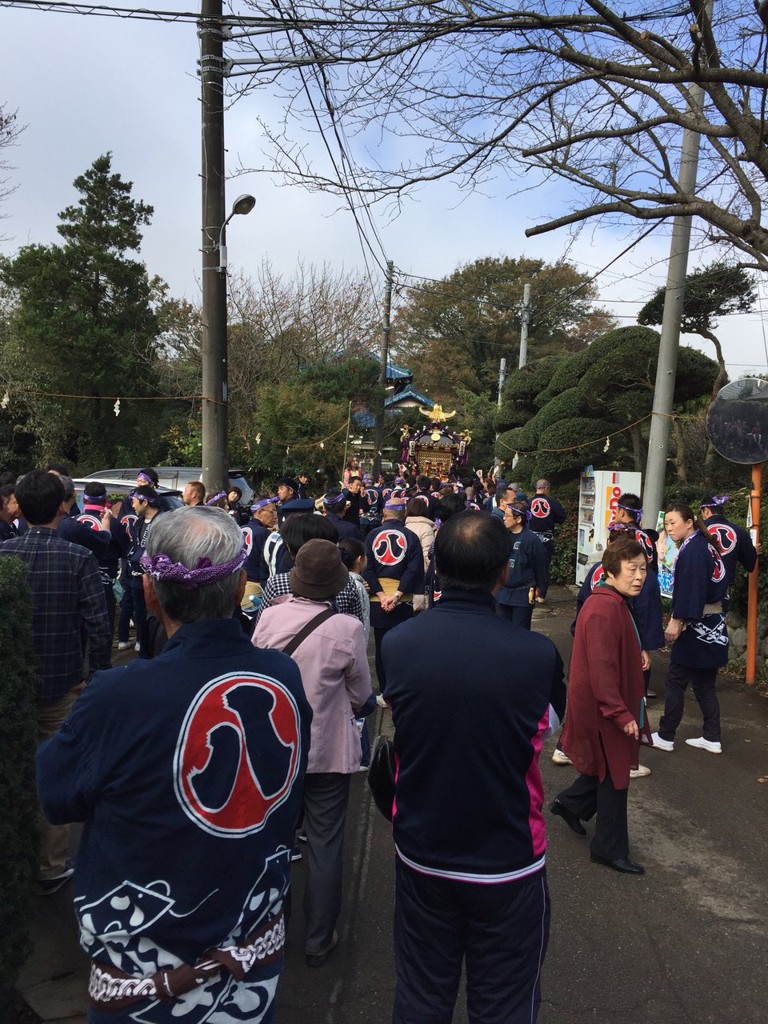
left=117, top=641, right=131, bottom=651
left=551, top=749, right=572, bottom=766
left=629, top=765, right=651, bottom=778
left=685, top=736, right=722, bottom=754
left=134, top=642, right=141, bottom=652
left=651, top=732, right=674, bottom=752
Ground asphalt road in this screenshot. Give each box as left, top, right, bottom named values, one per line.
left=17, top=589, right=768, bottom=1024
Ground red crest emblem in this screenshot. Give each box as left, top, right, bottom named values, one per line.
left=707, top=523, right=737, bottom=557
left=174, top=672, right=302, bottom=837
left=373, top=529, right=407, bottom=566
left=77, top=513, right=102, bottom=533
left=530, top=497, right=551, bottom=519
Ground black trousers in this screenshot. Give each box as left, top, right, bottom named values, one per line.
left=373, top=604, right=414, bottom=692
left=497, top=603, right=534, bottom=630
left=555, top=767, right=630, bottom=861
left=658, top=663, right=720, bottom=742
left=393, top=859, right=549, bottom=1024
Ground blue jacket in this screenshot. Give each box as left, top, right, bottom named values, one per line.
left=382, top=591, right=565, bottom=882
left=670, top=531, right=729, bottom=668
left=705, top=514, right=757, bottom=586
left=37, top=619, right=311, bottom=1013
left=497, top=525, right=549, bottom=604
left=363, top=519, right=425, bottom=628
left=242, top=518, right=271, bottom=584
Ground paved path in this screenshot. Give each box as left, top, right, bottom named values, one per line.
left=17, top=589, right=768, bottom=1023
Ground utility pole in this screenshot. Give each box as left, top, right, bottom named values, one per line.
left=497, top=357, right=507, bottom=409
left=642, top=78, right=705, bottom=528
left=518, top=283, right=531, bottom=368
left=373, top=259, right=395, bottom=479
left=200, top=0, right=228, bottom=494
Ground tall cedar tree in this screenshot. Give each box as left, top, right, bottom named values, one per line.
left=0, top=153, right=159, bottom=469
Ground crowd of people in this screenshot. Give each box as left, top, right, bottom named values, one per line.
left=0, top=459, right=758, bottom=1023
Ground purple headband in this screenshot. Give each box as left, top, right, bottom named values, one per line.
left=323, top=492, right=346, bottom=507
left=140, top=546, right=247, bottom=589
left=616, top=501, right=643, bottom=517
left=136, top=473, right=154, bottom=485
left=701, top=495, right=729, bottom=508
left=83, top=494, right=108, bottom=507
left=130, top=490, right=160, bottom=508
left=251, top=496, right=278, bottom=512
left=206, top=491, right=227, bottom=506
left=385, top=499, right=406, bottom=511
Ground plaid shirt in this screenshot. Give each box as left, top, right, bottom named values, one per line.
left=0, top=527, right=112, bottom=702
left=253, top=572, right=364, bottom=628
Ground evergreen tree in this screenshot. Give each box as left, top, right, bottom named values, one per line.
left=0, top=153, right=162, bottom=469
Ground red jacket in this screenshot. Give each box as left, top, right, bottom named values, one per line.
left=562, top=586, right=649, bottom=788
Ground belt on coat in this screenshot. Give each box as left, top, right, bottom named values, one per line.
left=88, top=910, right=285, bottom=1011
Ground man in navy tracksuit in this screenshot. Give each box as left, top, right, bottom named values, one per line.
left=382, top=511, right=565, bottom=1024
left=363, top=497, right=425, bottom=693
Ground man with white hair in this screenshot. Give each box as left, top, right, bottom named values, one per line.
left=37, top=506, right=312, bottom=1023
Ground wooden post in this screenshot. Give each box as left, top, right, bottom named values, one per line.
left=745, top=462, right=762, bottom=685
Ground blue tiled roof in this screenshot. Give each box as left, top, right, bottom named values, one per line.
left=372, top=353, right=413, bottom=381
left=386, top=386, right=433, bottom=409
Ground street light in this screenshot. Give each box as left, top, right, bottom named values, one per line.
left=218, top=194, right=256, bottom=272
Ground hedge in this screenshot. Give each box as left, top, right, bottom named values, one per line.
left=0, top=556, right=38, bottom=1019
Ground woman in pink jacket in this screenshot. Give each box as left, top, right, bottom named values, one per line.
left=253, top=539, right=373, bottom=967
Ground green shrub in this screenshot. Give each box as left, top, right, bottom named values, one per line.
left=0, top=557, right=38, bottom=1016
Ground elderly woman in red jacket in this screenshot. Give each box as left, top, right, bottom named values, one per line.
left=550, top=537, right=651, bottom=875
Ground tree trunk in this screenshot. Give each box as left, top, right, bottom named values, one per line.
left=672, top=417, right=688, bottom=483
left=701, top=328, right=728, bottom=396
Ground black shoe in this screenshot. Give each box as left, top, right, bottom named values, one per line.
left=305, top=930, right=338, bottom=968
left=550, top=799, right=587, bottom=836
left=590, top=852, right=645, bottom=875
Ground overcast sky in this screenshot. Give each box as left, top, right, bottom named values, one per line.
left=2, top=2, right=768, bottom=382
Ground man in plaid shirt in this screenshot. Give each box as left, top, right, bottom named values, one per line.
left=0, top=470, right=111, bottom=894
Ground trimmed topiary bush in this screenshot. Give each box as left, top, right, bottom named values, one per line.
left=0, top=556, right=38, bottom=1019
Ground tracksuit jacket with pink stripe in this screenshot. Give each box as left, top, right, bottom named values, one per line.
left=382, top=590, right=566, bottom=883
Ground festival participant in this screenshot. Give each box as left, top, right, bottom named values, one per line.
left=404, top=496, right=435, bottom=612
left=528, top=479, right=567, bottom=565
left=363, top=496, right=425, bottom=695
left=322, top=488, right=362, bottom=541
left=342, top=475, right=370, bottom=526
left=382, top=512, right=565, bottom=1024
left=275, top=476, right=299, bottom=506
left=241, top=494, right=278, bottom=608
left=253, top=540, right=373, bottom=967
left=699, top=494, right=759, bottom=592
left=252, top=513, right=364, bottom=626
left=0, top=470, right=111, bottom=895
left=0, top=482, right=23, bottom=541
left=497, top=497, right=549, bottom=629
left=612, top=492, right=658, bottom=570
left=77, top=481, right=130, bottom=636
left=551, top=537, right=650, bottom=874
left=651, top=504, right=729, bottom=755
left=126, top=485, right=164, bottom=658
left=181, top=480, right=205, bottom=506
left=38, top=506, right=310, bottom=1020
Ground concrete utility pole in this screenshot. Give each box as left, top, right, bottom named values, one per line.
left=200, top=0, right=228, bottom=494
left=518, top=283, right=531, bottom=368
left=497, top=357, right=507, bottom=409
left=373, top=259, right=395, bottom=479
left=641, top=80, right=705, bottom=528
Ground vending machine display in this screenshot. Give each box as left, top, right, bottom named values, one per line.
left=575, top=469, right=642, bottom=584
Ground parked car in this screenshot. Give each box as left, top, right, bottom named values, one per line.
left=84, top=467, right=255, bottom=506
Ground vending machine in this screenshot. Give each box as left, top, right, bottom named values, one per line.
left=575, top=468, right=642, bottom=584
